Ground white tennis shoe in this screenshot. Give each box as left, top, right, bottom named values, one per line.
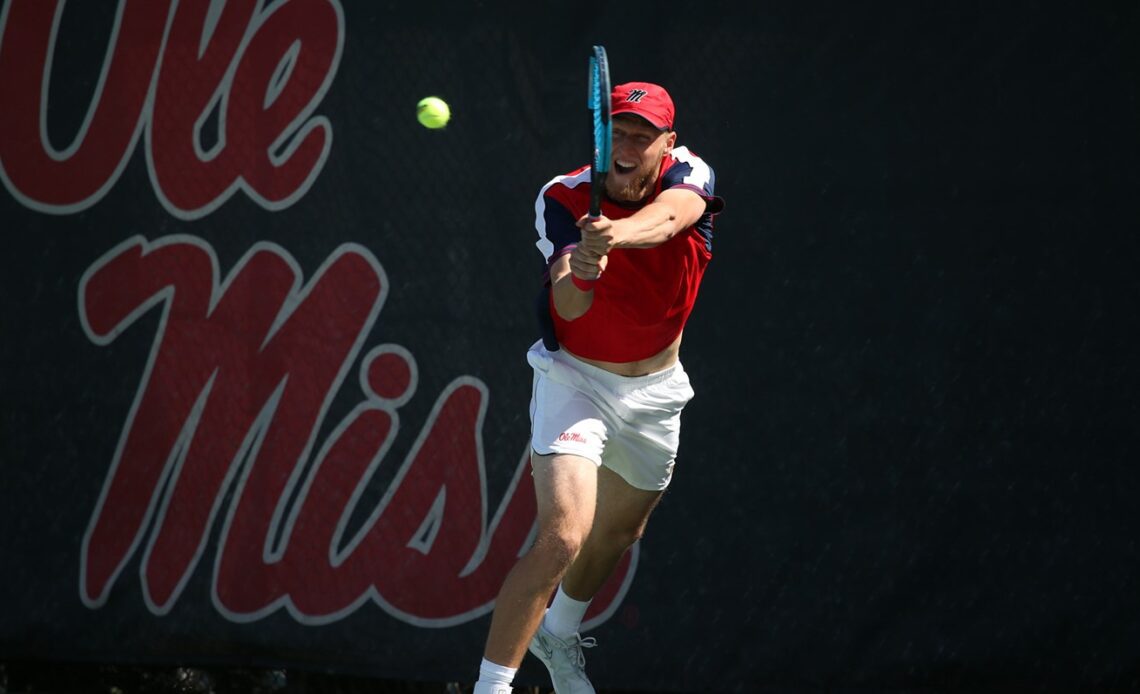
left=528, top=619, right=598, bottom=694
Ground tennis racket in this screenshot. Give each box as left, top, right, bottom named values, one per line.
left=587, top=45, right=612, bottom=219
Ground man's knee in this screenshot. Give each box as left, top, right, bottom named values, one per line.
left=530, top=525, right=589, bottom=573
left=601, top=523, right=647, bottom=552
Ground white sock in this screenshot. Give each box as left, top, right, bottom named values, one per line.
left=474, top=658, right=516, bottom=692
left=544, top=584, right=592, bottom=639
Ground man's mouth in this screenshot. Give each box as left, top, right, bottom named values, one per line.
left=614, top=159, right=637, bottom=175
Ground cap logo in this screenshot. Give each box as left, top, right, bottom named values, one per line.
left=625, top=89, right=648, bottom=103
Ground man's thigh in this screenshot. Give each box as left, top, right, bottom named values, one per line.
left=530, top=451, right=600, bottom=538
left=591, top=464, right=664, bottom=540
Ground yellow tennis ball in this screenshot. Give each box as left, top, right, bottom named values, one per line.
left=417, top=96, right=450, bottom=129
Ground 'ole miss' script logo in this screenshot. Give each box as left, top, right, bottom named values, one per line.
left=0, top=0, right=337, bottom=217
left=0, top=0, right=634, bottom=627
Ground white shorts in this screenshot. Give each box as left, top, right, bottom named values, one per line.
left=527, top=340, right=695, bottom=491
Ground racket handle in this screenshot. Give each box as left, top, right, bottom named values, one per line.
left=592, top=177, right=611, bottom=217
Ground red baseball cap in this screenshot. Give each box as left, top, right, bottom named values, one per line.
left=610, top=82, right=675, bottom=131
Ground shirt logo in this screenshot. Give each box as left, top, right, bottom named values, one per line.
left=625, top=89, right=648, bottom=103
left=558, top=432, right=589, bottom=444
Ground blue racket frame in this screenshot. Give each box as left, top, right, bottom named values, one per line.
left=587, top=45, right=612, bottom=218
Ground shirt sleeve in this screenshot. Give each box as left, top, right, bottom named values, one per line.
left=534, top=186, right=580, bottom=277
left=533, top=183, right=579, bottom=349
left=661, top=147, right=725, bottom=215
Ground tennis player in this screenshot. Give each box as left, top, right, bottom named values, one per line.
left=474, top=82, right=724, bottom=694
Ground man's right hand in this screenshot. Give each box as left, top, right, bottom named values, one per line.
left=550, top=248, right=606, bottom=321
left=569, top=244, right=608, bottom=281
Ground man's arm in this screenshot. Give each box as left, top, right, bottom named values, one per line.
left=578, top=188, right=709, bottom=254
left=549, top=247, right=608, bottom=321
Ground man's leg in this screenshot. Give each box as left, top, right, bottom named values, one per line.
left=523, top=465, right=664, bottom=693
left=560, top=464, right=664, bottom=603
left=481, top=452, right=598, bottom=669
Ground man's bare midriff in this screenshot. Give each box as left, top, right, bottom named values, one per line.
left=565, top=332, right=683, bottom=378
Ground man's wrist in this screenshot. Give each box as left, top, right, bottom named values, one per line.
left=570, top=274, right=598, bottom=291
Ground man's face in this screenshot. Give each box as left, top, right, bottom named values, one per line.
left=605, top=114, right=676, bottom=203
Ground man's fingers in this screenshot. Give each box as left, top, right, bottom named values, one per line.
left=570, top=256, right=599, bottom=272
left=580, top=241, right=605, bottom=256
left=578, top=242, right=607, bottom=258
left=580, top=231, right=613, bottom=253
left=569, top=248, right=607, bottom=280
left=577, top=214, right=612, bottom=233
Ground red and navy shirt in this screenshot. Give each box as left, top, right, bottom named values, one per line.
left=533, top=146, right=724, bottom=363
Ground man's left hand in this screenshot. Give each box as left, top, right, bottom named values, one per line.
left=577, top=214, right=620, bottom=256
